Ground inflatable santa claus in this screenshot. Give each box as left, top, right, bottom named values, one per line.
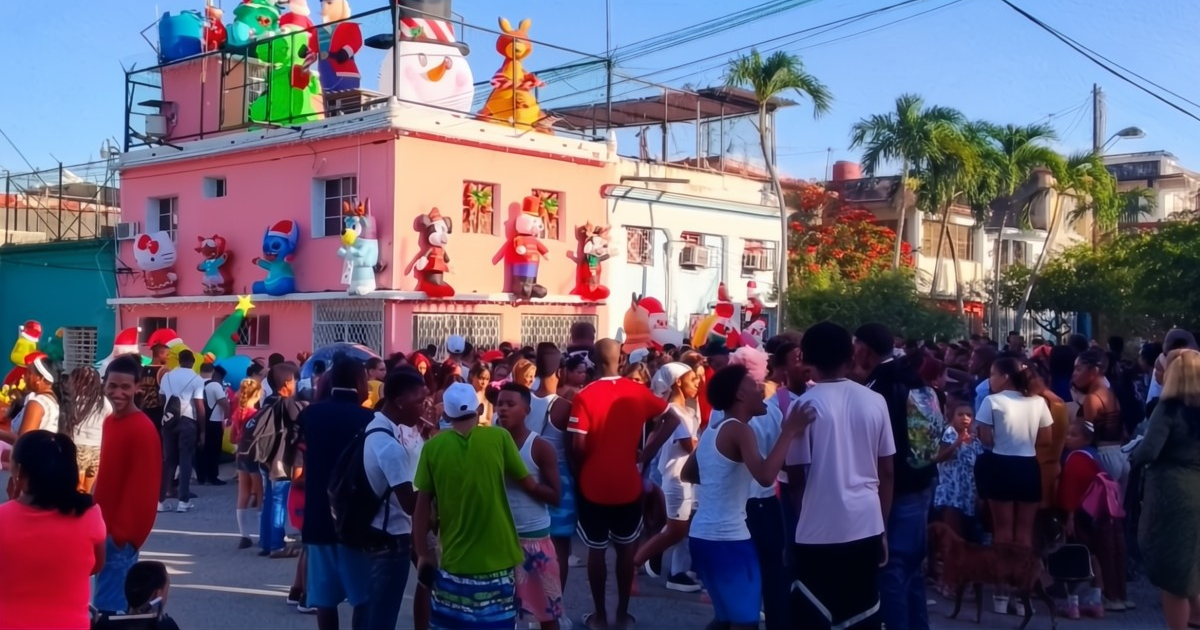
left=96, top=327, right=143, bottom=375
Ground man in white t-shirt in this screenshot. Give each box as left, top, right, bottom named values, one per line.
left=361, top=369, right=428, bottom=630
left=198, top=364, right=230, bottom=486
left=784, top=322, right=896, bottom=630
left=158, top=350, right=207, bottom=513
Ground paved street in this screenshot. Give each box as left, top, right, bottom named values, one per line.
left=3, top=464, right=1167, bottom=628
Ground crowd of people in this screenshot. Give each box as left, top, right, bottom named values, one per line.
left=3, top=319, right=1200, bottom=630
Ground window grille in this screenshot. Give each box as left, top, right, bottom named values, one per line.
left=412, top=313, right=502, bottom=359
left=519, top=314, right=597, bottom=348
left=312, top=299, right=384, bottom=355
left=62, top=327, right=99, bottom=372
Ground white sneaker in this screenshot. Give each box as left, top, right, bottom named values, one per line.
left=157, top=501, right=173, bottom=513
left=176, top=501, right=195, bottom=513
left=568, top=555, right=585, bottom=567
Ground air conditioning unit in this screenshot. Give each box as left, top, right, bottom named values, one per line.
left=679, top=244, right=711, bottom=269
left=742, top=251, right=773, bottom=272
left=115, top=222, right=141, bottom=241
left=145, top=114, right=169, bottom=138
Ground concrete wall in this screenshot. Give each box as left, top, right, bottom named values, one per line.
left=0, top=239, right=117, bottom=364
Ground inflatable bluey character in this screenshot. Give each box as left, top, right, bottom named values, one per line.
left=252, top=220, right=300, bottom=296
left=337, top=199, right=382, bottom=295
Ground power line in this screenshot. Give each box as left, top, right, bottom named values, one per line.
left=540, top=0, right=946, bottom=109
left=998, top=0, right=1200, bottom=124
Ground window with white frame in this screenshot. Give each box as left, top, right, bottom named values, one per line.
left=149, top=197, right=178, bottom=239
left=314, top=176, right=357, bottom=238
left=214, top=314, right=271, bottom=347
left=62, top=327, right=99, bottom=372
left=626, top=227, right=653, bottom=266
left=137, top=317, right=177, bottom=344
left=741, top=239, right=777, bottom=275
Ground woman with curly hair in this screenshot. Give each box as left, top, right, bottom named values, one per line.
left=230, top=379, right=263, bottom=550
left=61, top=367, right=112, bottom=493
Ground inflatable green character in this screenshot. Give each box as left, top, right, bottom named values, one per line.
left=249, top=30, right=323, bottom=127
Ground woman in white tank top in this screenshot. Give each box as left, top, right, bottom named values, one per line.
left=6, top=356, right=60, bottom=438
left=634, top=362, right=702, bottom=591
left=687, top=365, right=810, bottom=628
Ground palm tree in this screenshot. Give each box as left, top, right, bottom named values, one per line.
left=726, top=50, right=832, bottom=320
left=978, top=123, right=1063, bottom=333
left=849, top=94, right=965, bottom=269
left=917, top=125, right=984, bottom=322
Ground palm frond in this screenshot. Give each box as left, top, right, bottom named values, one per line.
left=724, top=49, right=832, bottom=118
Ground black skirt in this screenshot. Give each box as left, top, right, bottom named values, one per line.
left=975, top=451, right=1042, bottom=503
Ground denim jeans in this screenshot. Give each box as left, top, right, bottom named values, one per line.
left=366, top=535, right=413, bottom=630
left=746, top=496, right=790, bottom=630
left=878, top=490, right=931, bottom=630
left=260, top=470, right=290, bottom=553
left=93, top=537, right=140, bottom=612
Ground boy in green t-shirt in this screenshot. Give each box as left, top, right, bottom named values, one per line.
left=414, top=382, right=555, bottom=629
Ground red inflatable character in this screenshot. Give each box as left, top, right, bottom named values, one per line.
left=507, top=196, right=549, bottom=301
left=413, top=208, right=455, bottom=297
left=709, top=282, right=742, bottom=349
left=202, top=2, right=228, bottom=52
left=745, top=280, right=764, bottom=323
left=569, top=222, right=613, bottom=301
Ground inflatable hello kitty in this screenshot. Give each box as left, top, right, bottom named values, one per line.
left=134, top=231, right=179, bottom=297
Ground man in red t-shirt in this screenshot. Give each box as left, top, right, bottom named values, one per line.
left=568, top=338, right=686, bottom=629
left=93, top=355, right=163, bottom=612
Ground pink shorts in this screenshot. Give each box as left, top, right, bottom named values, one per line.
left=515, top=535, right=564, bottom=623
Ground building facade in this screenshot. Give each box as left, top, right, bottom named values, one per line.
left=1105, top=151, right=1200, bottom=223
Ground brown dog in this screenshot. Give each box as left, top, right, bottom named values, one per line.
left=927, top=522, right=1057, bottom=630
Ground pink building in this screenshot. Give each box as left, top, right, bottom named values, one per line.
left=112, top=10, right=614, bottom=358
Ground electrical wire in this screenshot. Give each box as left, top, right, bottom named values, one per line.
left=539, top=0, right=949, bottom=109
left=998, top=0, right=1200, bottom=124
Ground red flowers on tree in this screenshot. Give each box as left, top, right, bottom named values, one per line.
left=790, top=207, right=912, bottom=283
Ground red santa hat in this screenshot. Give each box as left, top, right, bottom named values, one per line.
left=636, top=297, right=665, bottom=318
left=145, top=328, right=180, bottom=348
left=268, top=220, right=297, bottom=240
left=746, top=280, right=759, bottom=298
left=113, top=327, right=140, bottom=354
left=19, top=320, right=41, bottom=342
left=717, top=282, right=731, bottom=303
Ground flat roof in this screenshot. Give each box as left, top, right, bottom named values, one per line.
left=549, top=86, right=796, bottom=130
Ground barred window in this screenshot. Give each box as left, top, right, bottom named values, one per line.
left=626, top=227, right=653, bottom=266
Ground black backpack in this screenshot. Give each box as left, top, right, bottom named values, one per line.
left=328, top=426, right=394, bottom=548
left=240, top=398, right=297, bottom=470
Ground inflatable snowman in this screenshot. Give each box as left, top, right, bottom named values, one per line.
left=378, top=0, right=475, bottom=113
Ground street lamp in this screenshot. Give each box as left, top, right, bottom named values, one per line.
left=1102, top=126, right=1146, bottom=151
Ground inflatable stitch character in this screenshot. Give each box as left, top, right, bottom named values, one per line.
left=508, top=195, right=549, bottom=301
left=252, top=220, right=299, bottom=296
left=413, top=207, right=455, bottom=298
left=196, top=234, right=233, bottom=296
left=133, top=231, right=179, bottom=297
left=478, top=18, right=552, bottom=133
left=569, top=222, right=613, bottom=301
left=337, top=198, right=381, bottom=295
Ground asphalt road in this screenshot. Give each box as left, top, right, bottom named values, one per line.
left=1, top=464, right=1169, bottom=628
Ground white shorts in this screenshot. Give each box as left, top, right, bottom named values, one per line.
left=662, top=477, right=695, bottom=521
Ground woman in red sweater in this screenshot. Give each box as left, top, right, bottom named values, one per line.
left=1057, top=420, right=1130, bottom=613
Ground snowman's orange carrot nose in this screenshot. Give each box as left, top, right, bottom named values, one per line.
left=425, top=59, right=449, bottom=82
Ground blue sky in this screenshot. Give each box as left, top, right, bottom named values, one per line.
left=2, top=0, right=1197, bottom=180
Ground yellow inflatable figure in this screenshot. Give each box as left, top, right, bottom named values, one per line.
left=478, top=18, right=553, bottom=133
left=4, top=320, right=40, bottom=388
left=146, top=328, right=201, bottom=373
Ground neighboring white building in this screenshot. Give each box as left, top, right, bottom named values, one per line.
left=1105, top=151, right=1200, bottom=222
left=604, top=160, right=781, bottom=339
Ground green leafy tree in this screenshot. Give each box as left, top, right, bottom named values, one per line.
left=725, top=50, right=832, bottom=313
left=786, top=270, right=960, bottom=341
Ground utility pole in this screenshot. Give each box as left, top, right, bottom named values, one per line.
left=1092, top=83, right=1105, bottom=154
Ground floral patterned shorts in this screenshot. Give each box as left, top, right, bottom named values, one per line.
left=76, top=445, right=101, bottom=479
left=515, top=535, right=564, bottom=623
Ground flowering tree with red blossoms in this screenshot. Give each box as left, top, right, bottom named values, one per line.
left=789, top=207, right=913, bottom=284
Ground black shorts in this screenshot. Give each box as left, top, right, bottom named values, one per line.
left=576, top=495, right=642, bottom=549
left=975, top=452, right=1041, bottom=503
left=791, top=535, right=883, bottom=629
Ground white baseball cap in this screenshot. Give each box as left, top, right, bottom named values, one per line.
left=446, top=334, right=466, bottom=355
left=442, top=382, right=480, bottom=420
